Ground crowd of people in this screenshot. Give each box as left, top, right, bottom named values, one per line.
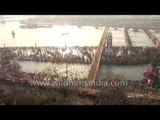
left=0, top=46, right=157, bottom=65
left=101, top=47, right=157, bottom=65
left=0, top=46, right=97, bottom=64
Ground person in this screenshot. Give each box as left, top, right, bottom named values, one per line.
left=147, top=79, right=153, bottom=86
left=12, top=30, right=15, bottom=39
left=156, top=42, right=160, bottom=48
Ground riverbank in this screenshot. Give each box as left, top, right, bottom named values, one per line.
left=1, top=77, right=160, bottom=105
left=0, top=60, right=159, bottom=105
left=0, top=77, right=94, bottom=105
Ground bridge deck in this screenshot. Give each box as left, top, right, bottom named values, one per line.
left=143, top=28, right=159, bottom=45
left=87, top=27, right=108, bottom=81
left=124, top=27, right=133, bottom=47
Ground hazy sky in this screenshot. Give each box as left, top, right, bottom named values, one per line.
left=3, top=15, right=160, bottom=18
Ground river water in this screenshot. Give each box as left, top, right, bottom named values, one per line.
left=18, top=60, right=147, bottom=80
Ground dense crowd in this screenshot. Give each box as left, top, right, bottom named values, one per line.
left=0, top=46, right=97, bottom=64
left=0, top=46, right=158, bottom=65
left=101, top=47, right=157, bottom=65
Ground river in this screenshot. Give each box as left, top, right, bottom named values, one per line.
left=18, top=60, right=147, bottom=80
